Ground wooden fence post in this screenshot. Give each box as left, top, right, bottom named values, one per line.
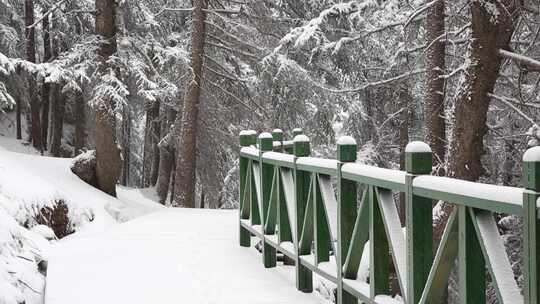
left=405, top=141, right=433, bottom=303
left=294, top=133, right=313, bottom=292
left=272, top=129, right=283, bottom=152
left=239, top=130, right=252, bottom=247
left=336, top=136, right=357, bottom=304
left=259, top=132, right=276, bottom=268
left=524, top=146, right=540, bottom=304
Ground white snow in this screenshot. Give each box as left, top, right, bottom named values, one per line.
left=272, top=128, right=283, bottom=134
left=341, top=163, right=407, bottom=185
left=297, top=157, right=338, bottom=173
left=293, top=134, right=310, bottom=143
left=405, top=141, right=431, bottom=153
left=0, top=136, right=165, bottom=304
left=523, top=146, right=540, bottom=162
left=45, top=209, right=327, bottom=304
left=258, top=132, right=273, bottom=139
left=413, top=175, right=523, bottom=206
left=239, top=130, right=252, bottom=136
left=337, top=136, right=356, bottom=145
left=240, top=146, right=259, bottom=158
left=262, top=151, right=295, bottom=164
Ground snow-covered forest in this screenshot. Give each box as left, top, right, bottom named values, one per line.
left=1, top=0, right=540, bottom=303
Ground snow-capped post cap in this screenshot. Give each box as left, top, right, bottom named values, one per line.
left=293, top=134, right=310, bottom=157
left=239, top=130, right=252, bottom=146
left=523, top=146, right=540, bottom=190
left=405, top=141, right=432, bottom=175
left=272, top=129, right=284, bottom=141
left=247, top=130, right=258, bottom=145
left=337, top=136, right=357, bottom=162
left=292, top=128, right=303, bottom=137
left=258, top=132, right=273, bottom=151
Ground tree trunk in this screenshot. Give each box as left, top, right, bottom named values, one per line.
left=49, top=36, right=64, bottom=157
left=436, top=0, right=518, bottom=241
left=25, top=0, right=42, bottom=151
left=398, top=86, right=411, bottom=225
left=156, top=109, right=178, bottom=204
left=149, top=103, right=161, bottom=186
left=449, top=1, right=517, bottom=180
left=41, top=13, right=51, bottom=150
left=142, top=100, right=160, bottom=187
left=16, top=98, right=22, bottom=139
left=424, top=0, right=446, bottom=175
left=74, top=92, right=85, bottom=154
left=121, top=106, right=131, bottom=186
left=94, top=0, right=121, bottom=196
left=173, top=0, right=208, bottom=207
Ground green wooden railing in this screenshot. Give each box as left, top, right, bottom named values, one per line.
left=238, top=128, right=540, bottom=304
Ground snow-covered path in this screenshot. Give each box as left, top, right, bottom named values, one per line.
left=45, top=208, right=326, bottom=304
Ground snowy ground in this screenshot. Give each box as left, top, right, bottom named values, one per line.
left=45, top=209, right=328, bottom=304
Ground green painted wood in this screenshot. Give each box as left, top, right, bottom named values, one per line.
left=294, top=137, right=313, bottom=292
left=469, top=208, right=523, bottom=304
left=317, top=174, right=339, bottom=255
left=295, top=161, right=338, bottom=177
left=375, top=188, right=407, bottom=295
left=259, top=134, right=276, bottom=268
left=239, top=133, right=251, bottom=247
left=405, top=144, right=433, bottom=304
left=419, top=209, right=459, bottom=304
left=278, top=167, right=293, bottom=243
left=458, top=206, right=485, bottom=304
left=412, top=186, right=522, bottom=216
left=343, top=190, right=369, bottom=279
left=313, top=174, right=332, bottom=264
left=250, top=163, right=261, bottom=226
left=524, top=156, right=540, bottom=304
left=272, top=129, right=284, bottom=152
left=299, top=178, right=314, bottom=255
left=240, top=160, right=251, bottom=219
left=341, top=171, right=406, bottom=192
left=369, top=185, right=389, bottom=297
left=264, top=166, right=278, bottom=235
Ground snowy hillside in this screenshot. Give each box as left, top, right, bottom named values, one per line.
left=0, top=135, right=163, bottom=304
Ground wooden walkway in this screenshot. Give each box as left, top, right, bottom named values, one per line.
left=45, top=209, right=325, bottom=304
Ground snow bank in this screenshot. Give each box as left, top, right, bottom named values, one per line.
left=0, top=136, right=164, bottom=304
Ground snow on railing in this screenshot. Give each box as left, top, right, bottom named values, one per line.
left=238, top=129, right=538, bottom=304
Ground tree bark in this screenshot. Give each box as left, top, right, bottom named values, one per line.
left=49, top=35, right=64, bottom=157
left=74, top=92, right=85, bottom=154
left=41, top=13, right=51, bottom=150
left=16, top=98, right=22, bottom=139
left=25, top=0, right=42, bottom=151
left=436, top=0, right=518, bottom=241
left=149, top=104, right=161, bottom=186
left=142, top=100, right=160, bottom=187
left=424, top=0, right=446, bottom=175
left=398, top=86, right=411, bottom=225
left=94, top=0, right=121, bottom=196
left=156, top=109, right=178, bottom=204
left=121, top=106, right=131, bottom=186
left=449, top=0, right=517, bottom=181
left=173, top=0, right=208, bottom=207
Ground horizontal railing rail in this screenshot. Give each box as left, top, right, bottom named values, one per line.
left=237, top=128, right=540, bottom=304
